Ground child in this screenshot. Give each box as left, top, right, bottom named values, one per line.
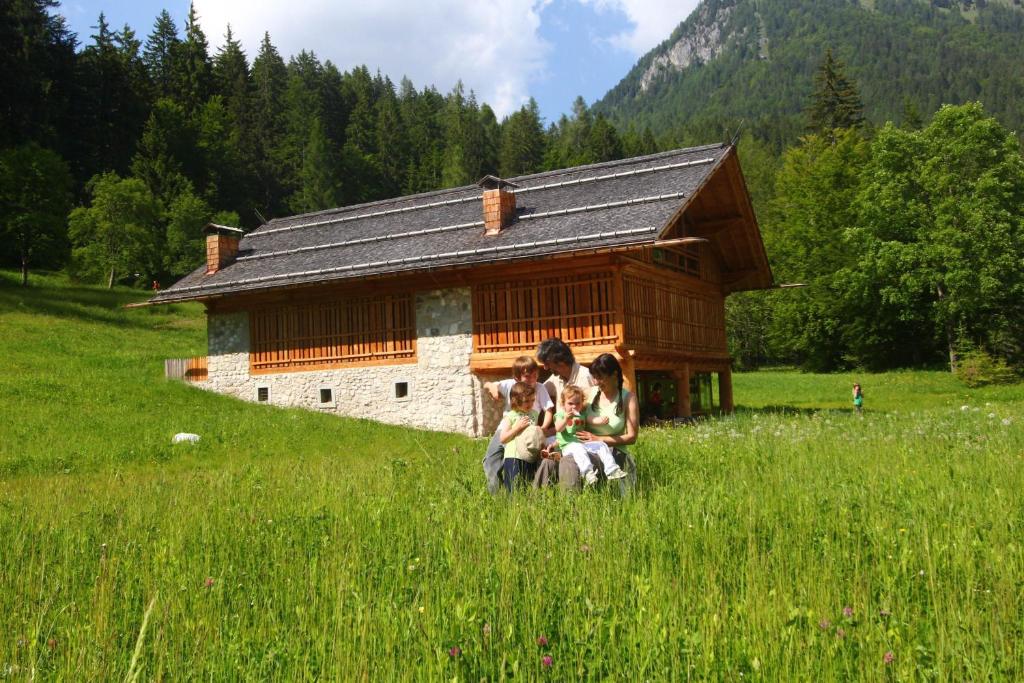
left=852, top=383, right=864, bottom=415
left=500, top=382, right=545, bottom=491
left=553, top=384, right=627, bottom=486
left=481, top=356, right=554, bottom=493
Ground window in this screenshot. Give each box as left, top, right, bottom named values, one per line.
left=319, top=388, right=333, bottom=404
left=250, top=293, right=416, bottom=373
left=394, top=381, right=409, bottom=399
left=652, top=245, right=700, bottom=277
left=256, top=386, right=270, bottom=402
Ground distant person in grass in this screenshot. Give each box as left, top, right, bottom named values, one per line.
left=498, top=382, right=545, bottom=491
left=549, top=384, right=626, bottom=486
left=480, top=356, right=554, bottom=493
left=853, top=383, right=864, bottom=415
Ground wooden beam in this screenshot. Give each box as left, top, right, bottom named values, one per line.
left=690, top=216, right=745, bottom=237
left=719, top=367, right=734, bottom=414
left=673, top=364, right=691, bottom=418
left=722, top=268, right=761, bottom=285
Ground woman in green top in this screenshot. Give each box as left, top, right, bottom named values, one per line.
left=573, top=353, right=639, bottom=487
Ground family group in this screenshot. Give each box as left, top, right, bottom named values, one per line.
left=481, top=339, right=639, bottom=493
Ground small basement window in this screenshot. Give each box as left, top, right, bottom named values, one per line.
left=394, top=381, right=409, bottom=399
left=319, top=388, right=333, bottom=404
left=257, top=386, right=270, bottom=402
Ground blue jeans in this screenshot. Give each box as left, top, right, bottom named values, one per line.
left=500, top=458, right=537, bottom=492
left=482, top=431, right=505, bottom=494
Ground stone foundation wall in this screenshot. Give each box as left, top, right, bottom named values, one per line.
left=204, top=288, right=486, bottom=436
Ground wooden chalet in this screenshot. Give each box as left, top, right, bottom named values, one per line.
left=150, top=143, right=772, bottom=436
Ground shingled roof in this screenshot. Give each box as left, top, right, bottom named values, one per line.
left=149, top=143, right=767, bottom=304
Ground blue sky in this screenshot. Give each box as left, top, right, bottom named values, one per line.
left=58, top=0, right=698, bottom=123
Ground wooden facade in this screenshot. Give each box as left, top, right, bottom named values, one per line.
left=156, top=145, right=772, bottom=423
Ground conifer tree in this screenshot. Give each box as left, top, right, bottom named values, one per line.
left=375, top=86, right=409, bottom=196
left=0, top=0, right=76, bottom=150
left=173, top=2, right=211, bottom=114
left=250, top=32, right=288, bottom=217
left=587, top=114, right=623, bottom=163
left=292, top=117, right=342, bottom=212
left=806, top=48, right=865, bottom=136
left=143, top=10, right=180, bottom=99
left=75, top=14, right=149, bottom=179
left=499, top=99, right=545, bottom=177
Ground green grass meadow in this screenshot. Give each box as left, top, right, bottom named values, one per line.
left=1, top=271, right=1022, bottom=680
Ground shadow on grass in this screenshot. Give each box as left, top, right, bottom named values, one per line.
left=735, top=404, right=827, bottom=417
left=0, top=278, right=182, bottom=330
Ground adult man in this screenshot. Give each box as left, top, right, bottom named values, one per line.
left=536, top=338, right=593, bottom=406
left=534, top=338, right=598, bottom=489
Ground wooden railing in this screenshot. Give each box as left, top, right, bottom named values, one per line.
left=622, top=272, right=726, bottom=353
left=165, top=356, right=208, bottom=382
left=249, top=293, right=416, bottom=373
left=472, top=273, right=619, bottom=354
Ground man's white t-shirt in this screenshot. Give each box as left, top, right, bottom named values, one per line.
left=543, top=362, right=593, bottom=407
left=496, top=379, right=553, bottom=414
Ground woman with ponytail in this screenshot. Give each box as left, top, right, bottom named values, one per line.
left=558, top=353, right=639, bottom=490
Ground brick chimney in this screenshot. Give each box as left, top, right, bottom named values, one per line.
left=478, top=175, right=519, bottom=235
left=204, top=224, right=243, bottom=274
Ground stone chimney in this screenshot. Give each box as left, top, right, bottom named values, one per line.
left=204, top=224, right=243, bottom=274
left=478, top=175, right=519, bottom=235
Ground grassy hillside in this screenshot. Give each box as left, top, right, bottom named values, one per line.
left=1, top=271, right=1022, bottom=679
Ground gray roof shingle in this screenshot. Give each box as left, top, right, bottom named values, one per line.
left=150, top=144, right=730, bottom=304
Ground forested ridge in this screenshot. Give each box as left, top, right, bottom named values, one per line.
left=1, top=0, right=1022, bottom=378
left=595, top=0, right=1024, bottom=148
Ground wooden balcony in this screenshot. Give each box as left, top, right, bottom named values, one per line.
left=165, top=356, right=208, bottom=382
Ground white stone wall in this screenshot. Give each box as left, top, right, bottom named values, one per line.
left=204, top=288, right=490, bottom=436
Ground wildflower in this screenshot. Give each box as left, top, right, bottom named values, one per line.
left=842, top=606, right=853, bottom=618
left=919, top=570, right=925, bottom=577
left=542, top=655, right=553, bottom=668
left=1003, top=418, right=1012, bottom=426
left=879, top=609, right=891, bottom=618
left=537, top=635, right=549, bottom=647
left=47, top=638, right=57, bottom=651
left=579, top=544, right=591, bottom=554
left=204, top=577, right=214, bottom=588
left=884, top=651, right=895, bottom=665
left=836, top=628, right=846, bottom=639
left=961, top=405, right=969, bottom=412
left=987, top=413, right=996, bottom=419
left=818, top=619, right=831, bottom=631
left=448, top=646, right=461, bottom=658
left=482, top=623, right=491, bottom=637
left=418, top=606, right=425, bottom=614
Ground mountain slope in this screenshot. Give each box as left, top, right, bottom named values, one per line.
left=594, top=0, right=1024, bottom=143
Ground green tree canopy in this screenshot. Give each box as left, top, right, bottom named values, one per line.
left=0, top=143, right=73, bottom=285
left=68, top=173, right=161, bottom=288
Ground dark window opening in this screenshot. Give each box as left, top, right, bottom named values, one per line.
left=257, top=386, right=269, bottom=402
left=320, top=388, right=333, bottom=404
left=395, top=381, right=409, bottom=399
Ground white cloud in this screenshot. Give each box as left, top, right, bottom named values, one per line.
left=194, top=0, right=551, bottom=117
left=578, top=0, right=700, bottom=55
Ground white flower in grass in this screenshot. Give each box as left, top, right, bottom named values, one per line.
left=988, top=413, right=996, bottom=419
left=961, top=405, right=970, bottom=412
left=1002, top=418, right=1012, bottom=426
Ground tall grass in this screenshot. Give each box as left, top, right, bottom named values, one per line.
left=1, top=271, right=1022, bottom=680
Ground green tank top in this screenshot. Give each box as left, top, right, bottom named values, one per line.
left=586, top=387, right=632, bottom=453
